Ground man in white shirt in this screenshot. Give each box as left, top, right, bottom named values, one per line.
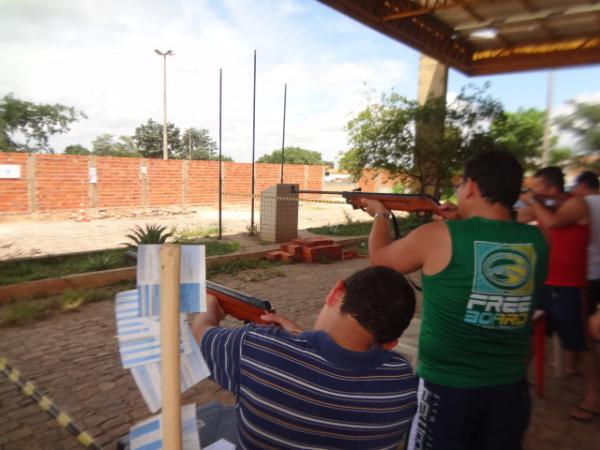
left=572, top=171, right=600, bottom=316
left=570, top=170, right=600, bottom=421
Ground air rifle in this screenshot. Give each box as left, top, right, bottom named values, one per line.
left=206, top=280, right=273, bottom=324
left=290, top=186, right=441, bottom=215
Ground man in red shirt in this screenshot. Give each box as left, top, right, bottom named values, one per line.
left=520, top=166, right=599, bottom=421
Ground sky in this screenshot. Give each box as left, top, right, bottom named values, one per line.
left=1, top=0, right=599, bottom=163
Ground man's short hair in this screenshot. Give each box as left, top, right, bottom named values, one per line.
left=340, top=266, right=415, bottom=344
left=463, top=150, right=523, bottom=210
left=575, top=171, right=600, bottom=190
left=534, top=166, right=565, bottom=192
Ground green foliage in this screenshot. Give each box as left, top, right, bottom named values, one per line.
left=91, top=134, right=141, bottom=157
left=344, top=84, right=504, bottom=196
left=308, top=213, right=430, bottom=237
left=133, top=118, right=181, bottom=158
left=547, top=147, right=572, bottom=167
left=0, top=249, right=132, bottom=285
left=556, top=101, right=600, bottom=152
left=178, top=127, right=232, bottom=161
left=490, top=108, right=545, bottom=170
left=64, top=144, right=90, bottom=155
left=258, top=146, right=328, bottom=165
left=0, top=93, right=86, bottom=152
left=0, top=282, right=134, bottom=327
left=125, top=224, right=173, bottom=248
left=208, top=258, right=282, bottom=277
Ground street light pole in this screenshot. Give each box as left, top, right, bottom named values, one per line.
left=155, top=49, right=174, bottom=160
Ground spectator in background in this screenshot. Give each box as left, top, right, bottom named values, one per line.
left=572, top=171, right=600, bottom=316
left=520, top=167, right=599, bottom=421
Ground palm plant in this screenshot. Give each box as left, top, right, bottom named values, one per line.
left=125, top=224, right=173, bottom=249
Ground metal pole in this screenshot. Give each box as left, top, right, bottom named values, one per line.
left=162, top=54, right=168, bottom=160
left=219, top=68, right=223, bottom=240
left=542, top=70, right=554, bottom=166
left=250, top=50, right=257, bottom=236
left=155, top=49, right=174, bottom=160
left=280, top=83, right=287, bottom=183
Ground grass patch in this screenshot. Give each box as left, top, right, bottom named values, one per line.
left=308, top=214, right=431, bottom=237
left=208, top=259, right=283, bottom=277
left=0, top=281, right=135, bottom=327
left=0, top=238, right=239, bottom=287
left=308, top=221, right=372, bottom=236
left=173, top=225, right=219, bottom=241
left=0, top=249, right=133, bottom=286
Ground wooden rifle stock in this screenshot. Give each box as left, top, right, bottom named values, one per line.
left=291, top=187, right=441, bottom=214
left=206, top=281, right=273, bottom=324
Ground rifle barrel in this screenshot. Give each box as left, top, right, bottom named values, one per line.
left=206, top=281, right=272, bottom=312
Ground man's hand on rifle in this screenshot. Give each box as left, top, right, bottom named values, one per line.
left=192, top=295, right=226, bottom=343
left=435, top=202, right=461, bottom=221
left=360, top=199, right=390, bottom=218
left=260, top=312, right=303, bottom=334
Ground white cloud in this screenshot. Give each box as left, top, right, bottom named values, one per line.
left=0, top=0, right=416, bottom=162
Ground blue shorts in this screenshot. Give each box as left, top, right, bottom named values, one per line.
left=406, top=378, right=530, bottom=450
left=541, top=285, right=590, bottom=351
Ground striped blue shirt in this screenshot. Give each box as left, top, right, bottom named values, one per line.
left=201, top=325, right=417, bottom=450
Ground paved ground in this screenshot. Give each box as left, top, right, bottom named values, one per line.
left=1, top=258, right=599, bottom=449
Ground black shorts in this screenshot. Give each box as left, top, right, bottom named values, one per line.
left=541, top=285, right=590, bottom=351
left=406, top=378, right=530, bottom=450
left=587, top=279, right=600, bottom=316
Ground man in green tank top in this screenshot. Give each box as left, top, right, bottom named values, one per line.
left=361, top=151, right=548, bottom=450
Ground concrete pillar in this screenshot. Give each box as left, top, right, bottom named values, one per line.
left=415, top=54, right=448, bottom=195
left=182, top=160, right=189, bottom=209
left=27, top=153, right=37, bottom=213
left=417, top=54, right=448, bottom=106
left=88, top=155, right=98, bottom=208
left=259, top=184, right=298, bottom=243
left=140, top=160, right=149, bottom=208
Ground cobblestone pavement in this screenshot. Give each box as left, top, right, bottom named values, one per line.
left=1, top=259, right=599, bottom=449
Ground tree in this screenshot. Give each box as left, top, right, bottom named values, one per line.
left=64, top=144, right=90, bottom=155
left=344, top=85, right=505, bottom=196
left=0, top=93, right=86, bottom=152
left=92, top=134, right=117, bottom=156
left=133, top=119, right=181, bottom=158
left=257, top=146, right=328, bottom=165
left=489, top=108, right=545, bottom=170
left=91, top=134, right=140, bottom=157
left=556, top=101, right=600, bottom=153
left=178, top=128, right=219, bottom=160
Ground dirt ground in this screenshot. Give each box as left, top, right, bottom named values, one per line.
left=0, top=202, right=367, bottom=260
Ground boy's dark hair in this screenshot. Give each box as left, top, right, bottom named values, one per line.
left=463, top=150, right=523, bottom=210
left=340, top=266, right=415, bottom=344
left=534, top=166, right=565, bottom=192
left=575, top=171, right=600, bottom=190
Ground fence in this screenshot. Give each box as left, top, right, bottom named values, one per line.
left=0, top=152, right=325, bottom=215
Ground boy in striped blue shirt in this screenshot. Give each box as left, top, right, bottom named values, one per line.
left=192, top=266, right=418, bottom=450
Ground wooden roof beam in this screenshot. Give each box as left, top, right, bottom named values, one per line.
left=382, top=0, right=488, bottom=21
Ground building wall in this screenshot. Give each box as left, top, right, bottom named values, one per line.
left=0, top=152, right=324, bottom=215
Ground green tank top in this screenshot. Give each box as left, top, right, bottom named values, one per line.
left=418, top=217, right=548, bottom=387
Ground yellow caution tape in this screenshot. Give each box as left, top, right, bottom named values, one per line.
left=56, top=412, right=71, bottom=427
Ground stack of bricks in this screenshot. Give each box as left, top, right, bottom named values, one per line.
left=267, top=238, right=344, bottom=263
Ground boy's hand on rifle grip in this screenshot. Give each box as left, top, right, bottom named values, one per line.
left=260, top=312, right=303, bottom=334
left=435, top=202, right=461, bottom=221
left=360, top=199, right=389, bottom=217
left=206, top=295, right=227, bottom=324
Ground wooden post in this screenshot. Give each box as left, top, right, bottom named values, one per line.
left=159, top=244, right=182, bottom=450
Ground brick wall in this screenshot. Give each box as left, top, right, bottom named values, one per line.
left=0, top=153, right=29, bottom=213
left=96, top=156, right=143, bottom=208
left=0, top=152, right=324, bottom=215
